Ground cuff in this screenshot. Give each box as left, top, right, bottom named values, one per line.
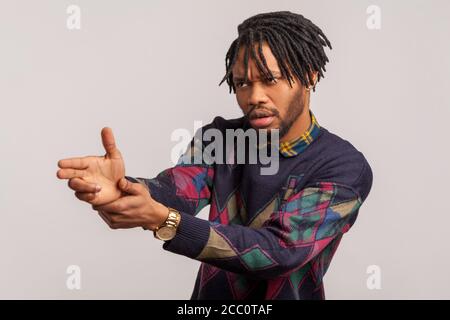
left=162, top=211, right=210, bottom=259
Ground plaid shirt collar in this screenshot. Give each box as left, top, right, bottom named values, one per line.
left=279, top=109, right=321, bottom=157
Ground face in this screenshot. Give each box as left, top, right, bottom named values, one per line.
left=232, top=41, right=312, bottom=139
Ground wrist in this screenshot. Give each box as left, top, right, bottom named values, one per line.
left=155, top=204, right=170, bottom=229
left=142, top=203, right=169, bottom=231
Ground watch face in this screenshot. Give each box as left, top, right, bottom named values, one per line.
left=156, top=226, right=177, bottom=241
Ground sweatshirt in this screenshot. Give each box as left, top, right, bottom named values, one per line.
left=125, top=109, right=373, bottom=300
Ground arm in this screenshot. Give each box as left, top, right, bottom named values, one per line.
left=161, top=181, right=364, bottom=280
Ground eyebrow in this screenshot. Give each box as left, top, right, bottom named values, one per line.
left=233, top=70, right=282, bottom=81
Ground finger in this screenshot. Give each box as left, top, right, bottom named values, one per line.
left=101, top=127, right=122, bottom=160
left=97, top=210, right=118, bottom=228
left=97, top=210, right=131, bottom=229
left=118, top=177, right=145, bottom=195
left=92, top=196, right=136, bottom=213
left=57, top=157, right=89, bottom=169
left=95, top=209, right=121, bottom=219
left=75, top=191, right=97, bottom=203
left=97, top=210, right=113, bottom=225
left=57, top=168, right=86, bottom=179
left=68, top=178, right=101, bottom=193
left=109, top=222, right=134, bottom=229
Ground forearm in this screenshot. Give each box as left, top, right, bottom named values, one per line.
left=161, top=182, right=362, bottom=279
left=125, top=167, right=212, bottom=216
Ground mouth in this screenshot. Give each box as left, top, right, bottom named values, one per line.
left=249, top=110, right=276, bottom=128
left=249, top=116, right=275, bottom=128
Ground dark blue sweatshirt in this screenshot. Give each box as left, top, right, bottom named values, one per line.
left=125, top=109, right=373, bottom=299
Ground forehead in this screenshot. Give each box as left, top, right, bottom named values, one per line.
left=232, top=41, right=280, bottom=77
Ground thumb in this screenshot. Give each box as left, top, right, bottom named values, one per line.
left=118, top=177, right=140, bottom=195
left=101, top=127, right=122, bottom=160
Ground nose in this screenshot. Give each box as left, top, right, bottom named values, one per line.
left=247, top=83, right=269, bottom=108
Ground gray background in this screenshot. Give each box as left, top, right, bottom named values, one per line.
left=1, top=0, right=449, bottom=299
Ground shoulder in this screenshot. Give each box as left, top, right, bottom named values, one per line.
left=202, top=115, right=247, bottom=131
left=194, top=115, right=247, bottom=146
left=185, top=115, right=247, bottom=162
left=306, top=127, right=373, bottom=202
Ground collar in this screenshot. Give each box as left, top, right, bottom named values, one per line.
left=279, top=109, right=321, bottom=157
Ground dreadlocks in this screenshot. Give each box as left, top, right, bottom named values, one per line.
left=218, top=11, right=332, bottom=94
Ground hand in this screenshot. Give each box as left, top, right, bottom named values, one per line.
left=93, top=177, right=169, bottom=231
left=56, top=127, right=125, bottom=206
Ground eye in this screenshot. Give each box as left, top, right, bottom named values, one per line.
left=267, top=77, right=279, bottom=84
left=235, top=81, right=248, bottom=89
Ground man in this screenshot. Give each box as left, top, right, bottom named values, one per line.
left=57, top=11, right=373, bottom=299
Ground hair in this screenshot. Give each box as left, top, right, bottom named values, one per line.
left=218, top=11, right=332, bottom=94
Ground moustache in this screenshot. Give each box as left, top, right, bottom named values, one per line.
left=246, top=106, right=280, bottom=120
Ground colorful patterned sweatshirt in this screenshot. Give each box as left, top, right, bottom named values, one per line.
left=125, top=109, right=373, bottom=300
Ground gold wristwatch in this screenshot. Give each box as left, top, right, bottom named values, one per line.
left=153, top=207, right=181, bottom=241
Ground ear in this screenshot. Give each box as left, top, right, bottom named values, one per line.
left=310, top=71, right=318, bottom=86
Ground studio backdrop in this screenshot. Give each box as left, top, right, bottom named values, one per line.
left=0, top=0, right=449, bottom=299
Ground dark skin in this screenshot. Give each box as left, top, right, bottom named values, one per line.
left=56, top=128, right=168, bottom=230
left=56, top=41, right=317, bottom=230
left=232, top=41, right=317, bottom=142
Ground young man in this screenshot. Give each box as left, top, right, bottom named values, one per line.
left=57, top=11, right=373, bottom=299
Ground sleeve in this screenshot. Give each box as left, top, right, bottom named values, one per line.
left=124, top=126, right=215, bottom=216
left=162, top=180, right=368, bottom=280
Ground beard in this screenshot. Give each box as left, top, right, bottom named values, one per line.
left=244, top=88, right=306, bottom=141
left=277, top=88, right=305, bottom=139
